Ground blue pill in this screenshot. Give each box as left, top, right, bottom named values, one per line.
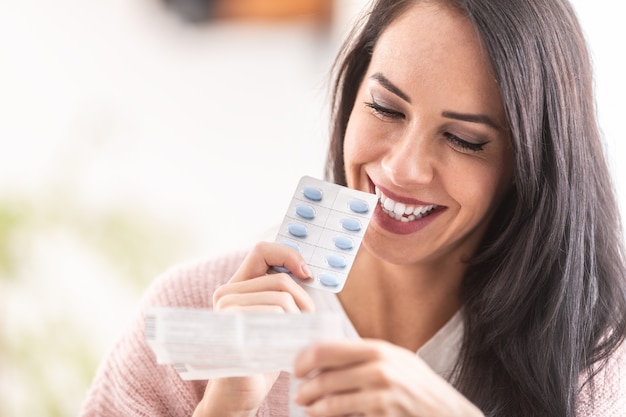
left=326, top=254, right=347, bottom=269
left=288, top=223, right=308, bottom=238
left=349, top=199, right=369, bottom=214
left=341, top=218, right=361, bottom=232
left=295, top=204, right=315, bottom=220
left=280, top=240, right=300, bottom=252
left=319, top=273, right=340, bottom=287
left=303, top=186, right=323, bottom=201
left=333, top=236, right=354, bottom=250
left=273, top=266, right=290, bottom=273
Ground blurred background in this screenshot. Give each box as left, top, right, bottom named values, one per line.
left=0, top=0, right=624, bottom=415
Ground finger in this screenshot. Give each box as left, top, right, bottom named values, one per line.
left=231, top=242, right=313, bottom=283
left=301, top=389, right=383, bottom=417
left=215, top=290, right=302, bottom=313
left=214, top=273, right=316, bottom=312
left=294, top=361, right=375, bottom=406
left=219, top=304, right=288, bottom=314
left=293, top=340, right=384, bottom=378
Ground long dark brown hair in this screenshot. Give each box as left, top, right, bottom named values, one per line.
left=325, top=0, right=626, bottom=415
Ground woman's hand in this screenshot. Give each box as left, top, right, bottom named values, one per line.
left=293, top=339, right=484, bottom=417
left=212, top=241, right=316, bottom=314
left=193, top=241, right=316, bottom=417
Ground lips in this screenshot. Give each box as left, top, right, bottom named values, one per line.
left=375, top=186, right=439, bottom=222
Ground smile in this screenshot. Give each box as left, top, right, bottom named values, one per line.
left=375, top=186, right=438, bottom=223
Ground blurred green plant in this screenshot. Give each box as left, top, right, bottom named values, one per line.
left=0, top=193, right=195, bottom=416
left=0, top=199, right=33, bottom=280
left=0, top=192, right=190, bottom=288
left=1, top=319, right=99, bottom=417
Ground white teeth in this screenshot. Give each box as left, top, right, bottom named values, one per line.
left=383, top=197, right=395, bottom=212
left=375, top=186, right=437, bottom=222
left=393, top=202, right=405, bottom=216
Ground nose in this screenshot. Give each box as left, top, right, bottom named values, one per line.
left=381, top=129, right=435, bottom=187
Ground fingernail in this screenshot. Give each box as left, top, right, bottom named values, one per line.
left=300, top=263, right=313, bottom=279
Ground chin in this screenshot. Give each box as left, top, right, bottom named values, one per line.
left=361, top=232, right=417, bottom=266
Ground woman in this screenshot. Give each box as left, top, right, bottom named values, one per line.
left=80, top=0, right=626, bottom=416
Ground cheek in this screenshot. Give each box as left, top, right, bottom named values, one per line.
left=451, top=161, right=512, bottom=219
left=344, top=106, right=395, bottom=156
left=343, top=115, right=379, bottom=168
left=343, top=136, right=367, bottom=190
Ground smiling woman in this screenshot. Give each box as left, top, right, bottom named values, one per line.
left=326, top=0, right=626, bottom=415
left=78, top=0, right=626, bottom=416
left=343, top=4, right=513, bottom=265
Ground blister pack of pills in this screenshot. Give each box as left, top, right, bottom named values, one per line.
left=274, top=176, right=378, bottom=293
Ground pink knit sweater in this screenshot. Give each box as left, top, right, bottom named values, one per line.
left=79, top=250, right=625, bottom=416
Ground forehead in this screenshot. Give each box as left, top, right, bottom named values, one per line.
left=374, top=3, right=486, bottom=67
left=370, top=3, right=501, bottom=105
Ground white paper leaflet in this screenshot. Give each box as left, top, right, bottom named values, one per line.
left=145, top=307, right=344, bottom=380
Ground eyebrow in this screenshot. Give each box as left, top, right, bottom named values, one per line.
left=371, top=72, right=502, bottom=131
left=370, top=72, right=411, bottom=103
left=441, top=111, right=502, bottom=130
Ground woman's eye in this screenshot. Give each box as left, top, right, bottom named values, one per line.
left=364, top=101, right=405, bottom=120
left=444, top=132, right=486, bottom=152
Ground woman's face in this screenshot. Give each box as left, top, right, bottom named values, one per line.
left=344, top=2, right=514, bottom=266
